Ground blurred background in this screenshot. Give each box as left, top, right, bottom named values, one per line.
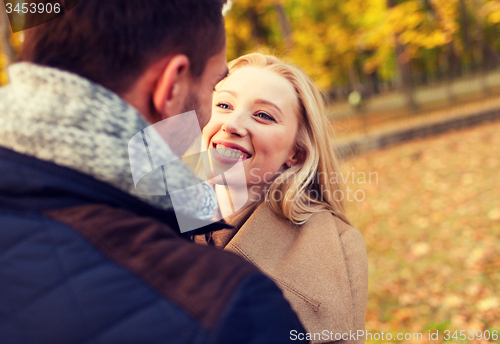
left=1, top=0, right=499, bottom=342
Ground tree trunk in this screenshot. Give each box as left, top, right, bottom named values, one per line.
left=459, top=0, right=472, bottom=70
left=248, top=8, right=266, bottom=45
left=348, top=64, right=361, bottom=92
left=475, top=19, right=491, bottom=94
left=422, top=0, right=460, bottom=101
left=387, top=0, right=417, bottom=111
left=396, top=42, right=418, bottom=111
left=0, top=1, right=14, bottom=66
left=476, top=17, right=499, bottom=70
left=367, top=69, right=381, bottom=95
left=447, top=42, right=461, bottom=78
left=274, top=2, right=293, bottom=49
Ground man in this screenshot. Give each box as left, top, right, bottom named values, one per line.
left=0, top=1, right=306, bottom=343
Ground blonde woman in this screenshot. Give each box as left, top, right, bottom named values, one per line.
left=194, top=53, right=368, bottom=344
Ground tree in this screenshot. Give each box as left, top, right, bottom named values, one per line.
left=223, top=0, right=500, bottom=100
left=0, top=1, right=15, bottom=84
left=387, top=0, right=417, bottom=110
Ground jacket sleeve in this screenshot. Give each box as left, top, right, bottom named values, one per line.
left=339, top=226, right=369, bottom=344
left=210, top=272, right=309, bottom=344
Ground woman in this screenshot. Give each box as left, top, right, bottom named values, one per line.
left=194, top=53, right=368, bottom=344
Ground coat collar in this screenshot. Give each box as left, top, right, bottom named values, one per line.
left=200, top=201, right=262, bottom=248
left=0, top=63, right=216, bottom=220
left=0, top=146, right=230, bottom=237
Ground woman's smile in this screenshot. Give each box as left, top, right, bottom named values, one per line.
left=210, top=141, right=252, bottom=164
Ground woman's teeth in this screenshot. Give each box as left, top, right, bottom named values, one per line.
left=214, top=145, right=249, bottom=159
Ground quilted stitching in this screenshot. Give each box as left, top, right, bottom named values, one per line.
left=0, top=211, right=207, bottom=344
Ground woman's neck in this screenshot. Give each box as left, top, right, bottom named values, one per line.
left=214, top=184, right=264, bottom=221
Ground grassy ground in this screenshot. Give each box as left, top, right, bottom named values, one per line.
left=342, top=120, right=500, bottom=343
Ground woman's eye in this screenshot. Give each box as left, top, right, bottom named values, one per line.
left=216, top=102, right=231, bottom=110
left=255, top=112, right=275, bottom=122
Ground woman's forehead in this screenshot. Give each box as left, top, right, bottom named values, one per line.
left=221, top=67, right=298, bottom=107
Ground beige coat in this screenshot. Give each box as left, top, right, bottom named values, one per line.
left=195, top=202, right=368, bottom=344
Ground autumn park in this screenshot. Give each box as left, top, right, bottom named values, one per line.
left=1, top=0, right=499, bottom=343
left=224, top=3, right=500, bottom=341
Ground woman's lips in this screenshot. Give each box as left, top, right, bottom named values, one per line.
left=210, top=143, right=252, bottom=164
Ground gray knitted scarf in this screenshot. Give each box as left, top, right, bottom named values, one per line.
left=0, top=63, right=216, bottom=221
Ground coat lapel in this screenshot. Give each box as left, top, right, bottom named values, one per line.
left=224, top=202, right=355, bottom=337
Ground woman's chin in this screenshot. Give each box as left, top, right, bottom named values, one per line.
left=209, top=163, right=250, bottom=188
left=209, top=151, right=250, bottom=184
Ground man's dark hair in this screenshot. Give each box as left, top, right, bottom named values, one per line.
left=19, top=0, right=227, bottom=94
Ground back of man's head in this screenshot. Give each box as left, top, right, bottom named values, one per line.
left=19, top=0, right=227, bottom=95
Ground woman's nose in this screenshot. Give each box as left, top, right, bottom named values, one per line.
left=222, top=111, right=248, bottom=137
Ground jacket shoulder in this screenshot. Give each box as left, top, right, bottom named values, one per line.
left=306, top=211, right=366, bottom=254
left=46, top=203, right=307, bottom=343
left=0, top=203, right=305, bottom=343
left=226, top=206, right=368, bottom=343
left=44, top=204, right=263, bottom=329
left=306, top=212, right=369, bottom=343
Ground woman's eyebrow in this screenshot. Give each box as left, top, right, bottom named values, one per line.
left=255, top=99, right=283, bottom=116
left=218, top=89, right=237, bottom=97
left=216, top=91, right=283, bottom=117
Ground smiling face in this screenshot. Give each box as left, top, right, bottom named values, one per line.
left=203, top=66, right=301, bottom=192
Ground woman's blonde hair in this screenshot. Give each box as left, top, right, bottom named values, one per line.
left=226, top=53, right=351, bottom=226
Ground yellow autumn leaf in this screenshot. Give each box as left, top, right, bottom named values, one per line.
left=476, top=297, right=499, bottom=311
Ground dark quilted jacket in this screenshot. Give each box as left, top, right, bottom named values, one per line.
left=0, top=147, right=307, bottom=344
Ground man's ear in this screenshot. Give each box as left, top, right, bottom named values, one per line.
left=153, top=55, right=191, bottom=120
